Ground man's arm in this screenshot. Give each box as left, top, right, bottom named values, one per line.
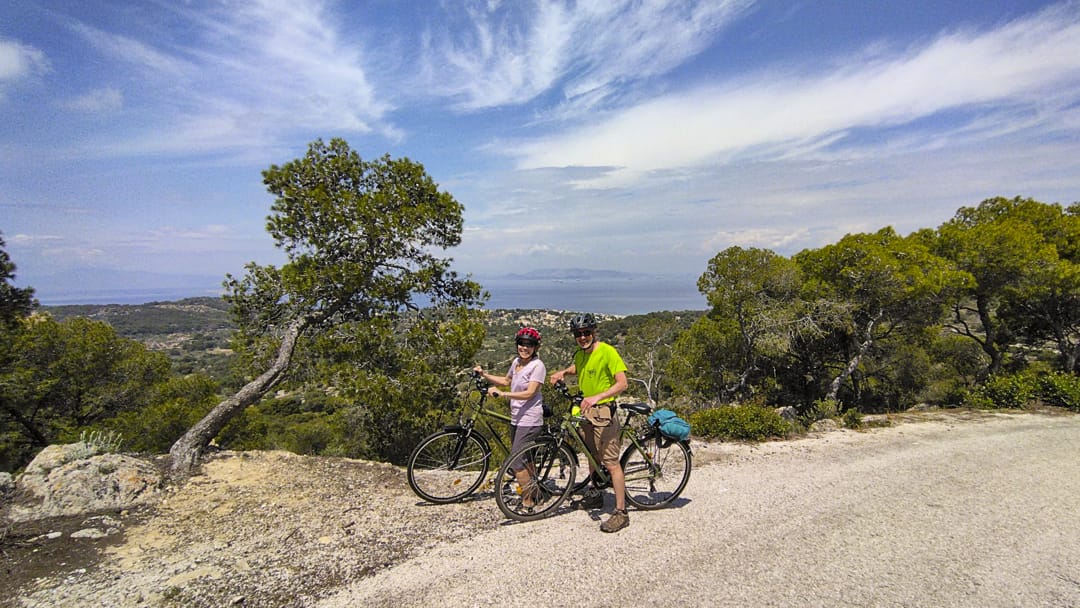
left=549, top=363, right=577, bottom=384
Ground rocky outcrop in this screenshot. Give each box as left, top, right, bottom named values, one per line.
left=3, top=442, right=165, bottom=523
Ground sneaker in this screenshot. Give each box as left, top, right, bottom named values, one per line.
left=570, top=488, right=604, bottom=510
left=600, top=510, right=630, bottom=533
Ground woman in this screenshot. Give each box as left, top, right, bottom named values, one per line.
left=474, top=327, right=547, bottom=508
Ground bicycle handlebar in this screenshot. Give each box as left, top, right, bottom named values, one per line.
left=552, top=380, right=584, bottom=406
left=469, top=369, right=490, bottom=392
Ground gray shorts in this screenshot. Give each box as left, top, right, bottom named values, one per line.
left=508, top=424, right=543, bottom=472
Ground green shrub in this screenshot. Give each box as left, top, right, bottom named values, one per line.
left=841, top=408, right=864, bottom=429
left=963, top=373, right=1037, bottom=409
left=1035, top=372, right=1080, bottom=411
left=689, top=405, right=789, bottom=441
left=961, top=372, right=1080, bottom=411
left=807, top=398, right=839, bottom=422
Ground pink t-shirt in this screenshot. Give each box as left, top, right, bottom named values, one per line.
left=507, top=357, right=546, bottom=427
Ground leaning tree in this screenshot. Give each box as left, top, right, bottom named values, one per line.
left=168, top=139, right=484, bottom=477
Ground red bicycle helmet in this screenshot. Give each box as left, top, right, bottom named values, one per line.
left=515, top=327, right=541, bottom=346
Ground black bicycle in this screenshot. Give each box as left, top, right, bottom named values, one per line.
left=493, top=380, right=692, bottom=521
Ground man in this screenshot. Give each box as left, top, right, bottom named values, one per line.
left=549, top=313, right=630, bottom=533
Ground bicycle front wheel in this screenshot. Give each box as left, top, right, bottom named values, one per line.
left=494, top=439, right=577, bottom=522
left=621, top=435, right=692, bottom=510
left=407, top=430, right=490, bottom=504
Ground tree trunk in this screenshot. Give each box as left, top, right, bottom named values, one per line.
left=975, top=295, right=1002, bottom=376
left=168, top=317, right=307, bottom=479
left=827, top=314, right=879, bottom=402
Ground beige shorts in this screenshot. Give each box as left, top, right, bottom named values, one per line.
left=583, top=403, right=622, bottom=467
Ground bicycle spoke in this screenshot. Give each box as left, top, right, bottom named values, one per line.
left=407, top=431, right=490, bottom=503
left=495, top=440, right=576, bottom=521
left=621, top=436, right=692, bottom=510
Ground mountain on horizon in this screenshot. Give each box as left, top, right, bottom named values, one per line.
left=497, top=268, right=651, bottom=281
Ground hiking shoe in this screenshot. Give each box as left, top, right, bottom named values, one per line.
left=600, top=510, right=629, bottom=533
left=570, top=488, right=604, bottom=510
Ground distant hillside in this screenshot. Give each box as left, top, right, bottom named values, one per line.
left=43, top=297, right=232, bottom=337
left=39, top=298, right=703, bottom=385
left=41, top=297, right=237, bottom=382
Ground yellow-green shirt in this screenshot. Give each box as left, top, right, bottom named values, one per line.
left=573, top=342, right=628, bottom=403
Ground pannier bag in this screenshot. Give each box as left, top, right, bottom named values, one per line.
left=648, top=409, right=691, bottom=441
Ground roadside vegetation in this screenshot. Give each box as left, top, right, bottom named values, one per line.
left=2, top=141, right=1078, bottom=474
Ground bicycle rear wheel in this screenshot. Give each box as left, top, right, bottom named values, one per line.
left=494, top=439, right=577, bottom=521
left=621, top=435, right=692, bottom=510
left=407, top=430, right=490, bottom=504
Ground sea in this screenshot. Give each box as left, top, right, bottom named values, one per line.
left=34, top=275, right=706, bottom=316
left=479, top=275, right=705, bottom=315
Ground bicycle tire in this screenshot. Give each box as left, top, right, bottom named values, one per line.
left=407, top=430, right=490, bottom=504
left=620, top=434, right=692, bottom=510
left=494, top=439, right=577, bottom=521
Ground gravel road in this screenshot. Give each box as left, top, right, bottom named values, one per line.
left=319, top=411, right=1080, bottom=608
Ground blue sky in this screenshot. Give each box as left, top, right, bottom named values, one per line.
left=3, top=0, right=1080, bottom=309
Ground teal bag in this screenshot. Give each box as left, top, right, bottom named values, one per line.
left=648, top=408, right=691, bottom=441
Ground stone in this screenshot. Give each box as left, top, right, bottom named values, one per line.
left=6, top=444, right=164, bottom=522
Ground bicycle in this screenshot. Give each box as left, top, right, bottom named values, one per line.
left=406, top=370, right=515, bottom=504
left=493, top=380, right=692, bottom=522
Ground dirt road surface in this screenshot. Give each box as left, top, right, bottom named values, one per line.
left=320, top=411, right=1080, bottom=608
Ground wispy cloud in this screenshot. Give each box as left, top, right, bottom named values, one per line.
left=506, top=3, right=1080, bottom=185
left=424, top=0, right=755, bottom=111
left=62, top=87, right=123, bottom=112
left=63, top=0, right=391, bottom=157
left=0, top=38, right=49, bottom=100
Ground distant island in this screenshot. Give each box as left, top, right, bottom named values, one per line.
left=497, top=268, right=643, bottom=281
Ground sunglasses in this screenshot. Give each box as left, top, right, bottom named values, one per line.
left=572, top=329, right=594, bottom=338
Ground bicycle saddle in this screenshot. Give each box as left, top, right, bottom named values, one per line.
left=620, top=402, right=652, bottom=415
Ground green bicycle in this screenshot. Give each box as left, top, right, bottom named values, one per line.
left=493, top=380, right=692, bottom=522
left=406, top=370, right=574, bottom=504
left=406, top=371, right=515, bottom=504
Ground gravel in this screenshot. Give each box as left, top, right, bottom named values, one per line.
left=4, top=408, right=1079, bottom=608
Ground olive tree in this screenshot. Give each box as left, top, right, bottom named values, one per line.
left=168, top=139, right=484, bottom=477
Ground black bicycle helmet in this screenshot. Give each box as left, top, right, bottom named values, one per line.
left=569, top=313, right=597, bottom=332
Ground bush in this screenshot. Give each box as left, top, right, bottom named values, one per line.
left=1035, top=373, right=1080, bottom=412
left=806, top=398, right=839, bottom=423
left=961, top=372, right=1080, bottom=411
left=963, top=373, right=1037, bottom=409
left=96, top=374, right=220, bottom=453
left=689, top=405, right=789, bottom=441
left=841, top=408, right=864, bottom=429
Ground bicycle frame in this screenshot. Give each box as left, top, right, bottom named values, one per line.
left=450, top=372, right=514, bottom=460
left=550, top=381, right=659, bottom=489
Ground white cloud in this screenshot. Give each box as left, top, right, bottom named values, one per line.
left=506, top=3, right=1080, bottom=185
left=0, top=39, right=48, bottom=80
left=64, top=0, right=392, bottom=157
left=62, top=87, right=123, bottom=112
left=0, top=38, right=49, bottom=100
left=11, top=233, right=63, bottom=244
left=425, top=0, right=755, bottom=111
